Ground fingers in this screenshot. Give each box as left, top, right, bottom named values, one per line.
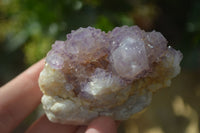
left=86, top=117, right=117, bottom=133
left=26, top=115, right=77, bottom=133
left=27, top=116, right=117, bottom=133
left=0, top=59, right=45, bottom=133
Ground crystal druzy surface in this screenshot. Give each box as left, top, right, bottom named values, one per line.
left=39, top=26, right=183, bottom=124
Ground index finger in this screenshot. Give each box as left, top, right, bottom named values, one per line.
left=0, top=59, right=45, bottom=133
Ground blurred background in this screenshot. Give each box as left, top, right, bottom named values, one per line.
left=0, top=0, right=200, bottom=132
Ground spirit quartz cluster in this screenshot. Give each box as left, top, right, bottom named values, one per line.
left=39, top=26, right=183, bottom=124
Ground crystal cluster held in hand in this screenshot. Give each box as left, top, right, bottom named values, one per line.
left=39, top=26, right=183, bottom=124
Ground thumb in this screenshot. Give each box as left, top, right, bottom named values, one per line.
left=86, top=117, right=117, bottom=133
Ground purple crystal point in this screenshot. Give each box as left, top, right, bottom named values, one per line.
left=64, top=27, right=108, bottom=61
left=46, top=41, right=66, bottom=69
left=109, top=26, right=149, bottom=80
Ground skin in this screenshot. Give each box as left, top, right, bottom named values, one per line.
left=0, top=59, right=117, bottom=133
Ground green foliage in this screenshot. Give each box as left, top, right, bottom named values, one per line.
left=95, top=16, right=114, bottom=32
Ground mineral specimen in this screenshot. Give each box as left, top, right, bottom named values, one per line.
left=39, top=26, right=183, bottom=125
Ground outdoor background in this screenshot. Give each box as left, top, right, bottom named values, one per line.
left=0, top=0, right=200, bottom=133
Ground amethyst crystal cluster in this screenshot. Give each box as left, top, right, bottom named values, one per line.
left=39, top=26, right=183, bottom=124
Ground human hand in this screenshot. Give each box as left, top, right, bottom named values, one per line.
left=0, top=59, right=118, bottom=133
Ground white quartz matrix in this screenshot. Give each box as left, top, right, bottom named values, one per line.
left=39, top=26, right=183, bottom=125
